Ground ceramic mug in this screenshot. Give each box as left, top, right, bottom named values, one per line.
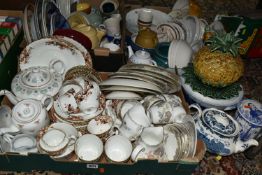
left=137, top=9, right=153, bottom=30
left=103, top=16, right=121, bottom=37
left=105, top=135, right=132, bottom=162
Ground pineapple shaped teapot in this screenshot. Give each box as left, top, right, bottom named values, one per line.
left=189, top=104, right=259, bottom=156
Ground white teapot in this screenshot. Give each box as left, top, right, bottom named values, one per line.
left=0, top=90, right=52, bottom=136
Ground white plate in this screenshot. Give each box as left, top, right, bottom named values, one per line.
left=101, top=85, right=159, bottom=94
left=99, top=78, right=163, bottom=93
left=41, top=0, right=57, bottom=37
left=23, top=3, right=34, bottom=44
left=126, top=8, right=173, bottom=34
left=19, top=37, right=88, bottom=74
left=105, top=91, right=142, bottom=100
left=34, top=0, right=44, bottom=39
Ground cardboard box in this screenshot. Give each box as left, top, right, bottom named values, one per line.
left=0, top=9, right=206, bottom=175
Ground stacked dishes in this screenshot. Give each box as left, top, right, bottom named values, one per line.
left=157, top=21, right=187, bottom=43
left=23, top=0, right=70, bottom=43
left=99, top=64, right=181, bottom=100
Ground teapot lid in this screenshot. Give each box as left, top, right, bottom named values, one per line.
left=135, top=50, right=151, bottom=59
left=202, top=108, right=240, bottom=137
left=237, top=99, right=262, bottom=126
left=11, top=67, right=63, bottom=100
left=12, top=99, right=42, bottom=124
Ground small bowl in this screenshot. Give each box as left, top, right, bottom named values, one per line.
left=53, top=29, right=92, bottom=50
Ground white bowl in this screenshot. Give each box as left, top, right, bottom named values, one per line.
left=75, top=134, right=103, bottom=162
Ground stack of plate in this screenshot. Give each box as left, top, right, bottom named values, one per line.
left=99, top=64, right=181, bottom=100
left=164, top=115, right=197, bottom=161
left=157, top=21, right=187, bottom=43
left=23, top=0, right=70, bottom=44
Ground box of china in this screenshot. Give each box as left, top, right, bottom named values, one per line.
left=0, top=10, right=206, bottom=175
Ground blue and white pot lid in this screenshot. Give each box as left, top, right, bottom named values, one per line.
left=202, top=108, right=240, bottom=137
left=237, top=99, right=262, bottom=126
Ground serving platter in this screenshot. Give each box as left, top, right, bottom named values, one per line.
left=105, top=91, right=142, bottom=100
left=19, top=37, right=87, bottom=74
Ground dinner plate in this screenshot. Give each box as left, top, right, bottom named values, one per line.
left=105, top=91, right=142, bottom=100
left=41, top=0, right=55, bottom=37
left=34, top=0, right=44, bottom=39
left=100, top=85, right=158, bottom=94
left=120, top=64, right=180, bottom=83
left=19, top=37, right=87, bottom=74
left=23, top=3, right=35, bottom=44
left=115, top=70, right=179, bottom=93
left=99, top=78, right=163, bottom=93
left=108, top=74, right=162, bottom=89
left=119, top=64, right=181, bottom=91
left=126, top=8, right=173, bottom=34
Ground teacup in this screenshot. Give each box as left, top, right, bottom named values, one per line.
left=105, top=135, right=132, bottom=162
left=116, top=100, right=140, bottom=119
left=4, top=133, right=37, bottom=153
left=118, top=104, right=151, bottom=141
left=75, top=134, right=103, bottom=162
left=87, top=115, right=113, bottom=141
left=39, top=128, right=76, bottom=156
left=131, top=126, right=165, bottom=162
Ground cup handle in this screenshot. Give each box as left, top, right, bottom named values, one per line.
left=49, top=59, right=65, bottom=75
left=131, top=144, right=145, bottom=162
left=151, top=60, right=158, bottom=66
left=188, top=103, right=202, bottom=121
left=41, top=95, right=54, bottom=111
left=68, top=135, right=77, bottom=146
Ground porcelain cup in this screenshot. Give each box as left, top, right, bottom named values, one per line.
left=39, top=128, right=76, bottom=156
left=75, top=134, right=103, bottom=162
left=87, top=115, right=113, bottom=141
left=137, top=9, right=153, bottom=30
left=131, top=126, right=165, bottom=162
left=118, top=112, right=144, bottom=141
left=2, top=134, right=37, bottom=153
left=105, top=135, right=132, bottom=162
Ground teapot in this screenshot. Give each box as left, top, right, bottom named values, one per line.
left=73, top=24, right=106, bottom=49
left=135, top=28, right=158, bottom=49
left=0, top=90, right=52, bottom=136
left=189, top=104, right=259, bottom=156
left=10, top=59, right=64, bottom=101
left=127, top=46, right=156, bottom=65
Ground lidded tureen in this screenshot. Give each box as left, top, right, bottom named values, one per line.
left=11, top=60, right=64, bottom=101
